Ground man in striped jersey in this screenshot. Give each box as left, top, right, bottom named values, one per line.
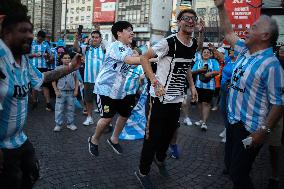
left=215, top=0, right=284, bottom=188
left=29, top=30, right=53, bottom=111
left=0, top=1, right=82, bottom=188
left=81, top=31, right=105, bottom=126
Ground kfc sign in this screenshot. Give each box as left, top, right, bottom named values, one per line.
left=225, top=0, right=261, bottom=38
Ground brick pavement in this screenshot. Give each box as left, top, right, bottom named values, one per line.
left=25, top=100, right=284, bottom=189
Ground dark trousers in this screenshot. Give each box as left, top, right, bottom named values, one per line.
left=0, top=140, right=39, bottom=189
left=139, top=97, right=181, bottom=175
left=225, top=122, right=262, bottom=189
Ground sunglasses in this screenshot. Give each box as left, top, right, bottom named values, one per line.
left=180, top=16, right=198, bottom=22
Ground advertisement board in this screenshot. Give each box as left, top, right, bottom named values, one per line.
left=225, top=0, right=262, bottom=38
left=93, top=0, right=116, bottom=23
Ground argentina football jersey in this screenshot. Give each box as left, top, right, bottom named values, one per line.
left=124, top=65, right=144, bottom=95
left=83, top=46, right=105, bottom=84
left=227, top=39, right=284, bottom=132
left=192, top=54, right=220, bottom=90
left=0, top=39, right=44, bottom=149
left=94, top=41, right=135, bottom=99
left=29, top=40, right=51, bottom=68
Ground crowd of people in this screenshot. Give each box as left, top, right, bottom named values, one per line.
left=0, top=0, right=284, bottom=189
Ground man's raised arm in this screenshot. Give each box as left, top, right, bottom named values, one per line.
left=214, top=0, right=239, bottom=48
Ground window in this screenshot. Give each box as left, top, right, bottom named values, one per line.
left=71, top=0, right=74, bottom=3
left=81, top=16, right=84, bottom=21
left=82, top=0, right=85, bottom=3
left=86, top=16, right=91, bottom=21
left=87, top=6, right=91, bottom=11
left=81, top=7, right=85, bottom=11
left=75, top=16, right=79, bottom=21
left=76, top=0, right=80, bottom=3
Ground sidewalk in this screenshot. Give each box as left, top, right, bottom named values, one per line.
left=25, top=101, right=283, bottom=189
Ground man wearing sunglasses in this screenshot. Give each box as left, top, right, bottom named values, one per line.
left=135, top=9, right=204, bottom=188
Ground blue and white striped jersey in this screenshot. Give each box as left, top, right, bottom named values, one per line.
left=227, top=39, right=284, bottom=133
left=124, top=65, right=144, bottom=95
left=192, top=52, right=220, bottom=90
left=83, top=46, right=105, bottom=83
left=0, top=39, right=44, bottom=149
left=29, top=39, right=51, bottom=68
left=94, top=41, right=135, bottom=99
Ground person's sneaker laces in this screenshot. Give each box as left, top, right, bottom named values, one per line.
left=53, top=125, right=61, bottom=132
left=153, top=156, right=169, bottom=177
left=107, top=138, right=123, bottom=154
left=219, top=128, right=226, bottom=138
left=67, top=124, right=77, bottom=131
left=46, top=103, right=54, bottom=112
left=201, top=123, right=208, bottom=131
left=183, top=117, right=193, bottom=126
left=83, top=116, right=94, bottom=126
left=88, top=137, right=99, bottom=156
left=169, top=144, right=179, bottom=159
left=194, top=120, right=203, bottom=126
left=134, top=170, right=157, bottom=189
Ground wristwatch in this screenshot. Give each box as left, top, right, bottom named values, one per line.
left=260, top=126, right=271, bottom=134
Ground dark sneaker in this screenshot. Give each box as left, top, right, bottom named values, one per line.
left=153, top=156, right=169, bottom=177
left=46, top=103, right=54, bottom=112
left=135, top=171, right=157, bottom=189
left=88, top=137, right=99, bottom=156
left=107, top=138, right=123, bottom=154
left=169, top=144, right=179, bottom=159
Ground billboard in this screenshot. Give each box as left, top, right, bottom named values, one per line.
left=225, top=0, right=262, bottom=38
left=93, top=0, right=116, bottom=23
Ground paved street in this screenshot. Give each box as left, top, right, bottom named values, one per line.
left=25, top=98, right=284, bottom=189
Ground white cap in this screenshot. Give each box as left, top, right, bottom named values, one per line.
left=217, top=47, right=225, bottom=54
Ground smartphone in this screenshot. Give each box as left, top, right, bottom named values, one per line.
left=77, top=25, right=83, bottom=37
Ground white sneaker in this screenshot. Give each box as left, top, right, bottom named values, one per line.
left=221, top=137, right=226, bottom=143
left=219, top=128, right=226, bottom=138
left=183, top=117, right=193, bottom=126
left=53, top=125, right=61, bottom=132
left=194, top=120, right=203, bottom=126
left=211, top=106, right=218, bottom=111
left=94, top=108, right=99, bottom=113
left=83, top=117, right=94, bottom=126
left=201, top=123, right=208, bottom=131
left=67, top=124, right=77, bottom=131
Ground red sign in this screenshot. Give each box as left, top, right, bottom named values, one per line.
left=93, top=0, right=116, bottom=23
left=225, top=0, right=262, bottom=38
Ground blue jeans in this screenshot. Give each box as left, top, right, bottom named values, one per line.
left=55, top=91, right=75, bottom=126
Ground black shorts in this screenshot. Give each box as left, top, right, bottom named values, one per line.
left=196, top=87, right=214, bottom=103
left=84, top=83, right=96, bottom=103
left=37, top=68, right=50, bottom=88
left=96, top=95, right=136, bottom=118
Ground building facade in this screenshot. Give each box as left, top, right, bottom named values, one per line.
left=262, top=0, right=284, bottom=44
left=61, top=0, right=94, bottom=41
left=21, top=0, right=62, bottom=41
left=116, top=0, right=173, bottom=46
